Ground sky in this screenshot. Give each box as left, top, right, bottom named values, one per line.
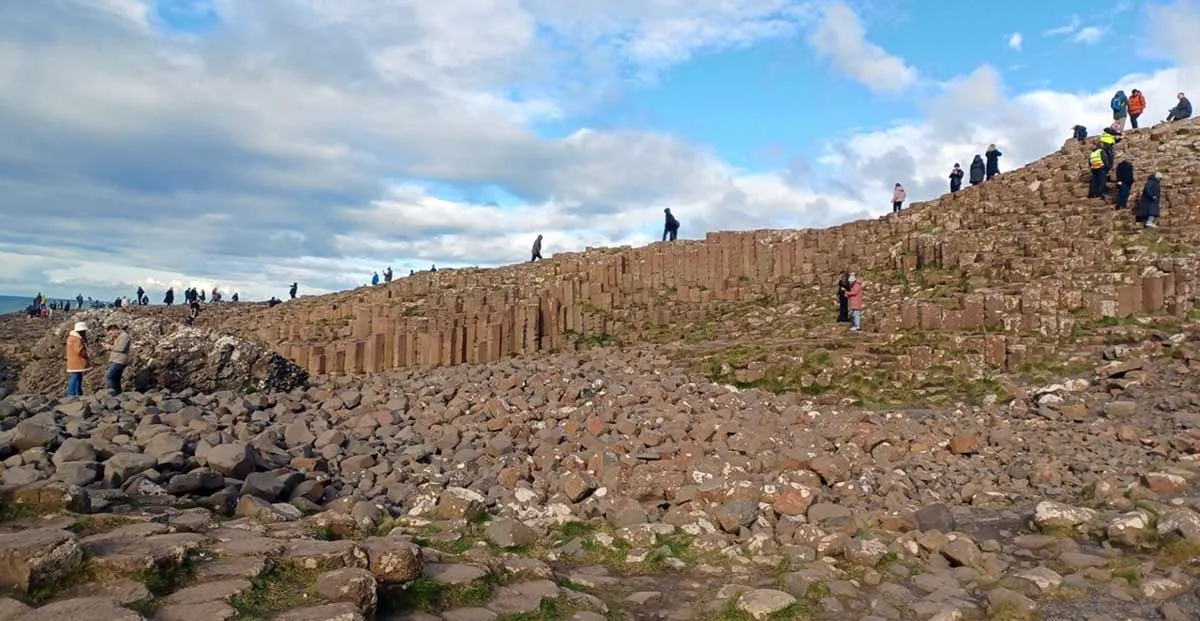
left=2, top=0, right=1199, bottom=301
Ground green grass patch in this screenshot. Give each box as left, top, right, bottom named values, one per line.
left=228, top=562, right=321, bottom=619
left=497, top=597, right=585, bottom=620
left=68, top=515, right=136, bottom=537
left=378, top=575, right=498, bottom=615
left=0, top=502, right=43, bottom=523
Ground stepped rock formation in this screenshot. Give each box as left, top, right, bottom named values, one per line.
left=207, top=121, right=1200, bottom=388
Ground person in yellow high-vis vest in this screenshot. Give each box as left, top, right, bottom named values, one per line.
left=1088, top=144, right=1111, bottom=199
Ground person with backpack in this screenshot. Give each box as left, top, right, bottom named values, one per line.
left=949, top=163, right=964, bottom=193
left=1072, top=125, right=1088, bottom=142
left=662, top=208, right=680, bottom=241
left=985, top=145, right=1002, bottom=180
left=1115, top=160, right=1135, bottom=210
left=1138, top=172, right=1162, bottom=228
left=1128, top=89, right=1146, bottom=129
left=1111, top=90, right=1129, bottom=132
left=891, top=183, right=907, bottom=213
left=968, top=155, right=985, bottom=186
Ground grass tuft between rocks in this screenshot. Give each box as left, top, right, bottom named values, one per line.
left=377, top=575, right=498, bottom=615
left=495, top=597, right=584, bottom=621
left=711, top=597, right=814, bottom=620
left=227, top=562, right=321, bottom=619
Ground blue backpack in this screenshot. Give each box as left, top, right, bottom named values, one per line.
left=1111, top=95, right=1124, bottom=111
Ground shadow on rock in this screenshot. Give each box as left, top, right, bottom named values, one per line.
left=16, top=309, right=307, bottom=396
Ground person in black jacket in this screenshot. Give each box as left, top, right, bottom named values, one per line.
left=1115, top=160, right=1135, bottom=210
left=968, top=155, right=985, bottom=186
left=662, top=208, right=680, bottom=241
left=949, top=163, right=964, bottom=193
left=1168, top=92, right=1192, bottom=122
left=1138, top=172, right=1162, bottom=227
left=985, top=144, right=1002, bottom=180
left=836, top=272, right=850, bottom=323
left=1073, top=125, right=1088, bottom=142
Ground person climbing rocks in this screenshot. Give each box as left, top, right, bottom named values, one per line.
left=1168, top=92, right=1192, bottom=122
left=66, top=322, right=89, bottom=397
left=1073, top=125, right=1088, bottom=142
left=985, top=145, right=1003, bottom=180
left=891, top=183, right=907, bottom=213
left=1138, top=172, right=1163, bottom=228
left=836, top=272, right=851, bottom=323
left=186, top=297, right=201, bottom=324
left=1110, top=90, right=1129, bottom=132
left=289, top=282, right=298, bottom=299
left=103, top=324, right=131, bottom=394
left=969, top=155, right=985, bottom=186
left=409, top=270, right=415, bottom=276
left=949, top=164, right=964, bottom=193
left=1128, top=89, right=1146, bottom=129
left=531, top=234, right=543, bottom=262
left=1115, top=159, right=1135, bottom=210
left=164, top=288, right=175, bottom=306
left=1088, top=142, right=1111, bottom=199
left=662, top=208, right=680, bottom=241
left=384, top=267, right=393, bottom=283
left=846, top=273, right=864, bottom=332
left=371, top=272, right=380, bottom=286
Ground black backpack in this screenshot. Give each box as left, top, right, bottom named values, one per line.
left=1073, top=125, right=1087, bottom=142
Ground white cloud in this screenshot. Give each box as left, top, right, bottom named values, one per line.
left=807, top=1, right=917, bottom=93
left=1072, top=26, right=1105, bottom=45
left=1007, top=32, right=1022, bottom=51
left=1044, top=16, right=1080, bottom=37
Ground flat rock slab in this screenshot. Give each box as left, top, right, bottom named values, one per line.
left=421, top=563, right=488, bottom=586
left=159, top=579, right=252, bottom=606
left=82, top=533, right=206, bottom=572
left=193, top=556, right=268, bottom=581
left=0, top=528, right=82, bottom=593
left=274, top=602, right=366, bottom=621
left=284, top=539, right=368, bottom=571
left=209, top=531, right=287, bottom=557
left=737, top=589, right=798, bottom=620
left=151, top=600, right=237, bottom=621
left=440, top=608, right=498, bottom=621
left=485, top=581, right=560, bottom=615
left=18, top=596, right=144, bottom=621
left=60, top=577, right=152, bottom=605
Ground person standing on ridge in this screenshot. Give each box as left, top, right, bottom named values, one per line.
left=1088, top=142, right=1110, bottom=199
left=384, top=267, right=393, bottom=283
left=371, top=272, right=380, bottom=286
left=1115, top=159, right=1135, bottom=210
left=289, top=282, right=298, bottom=299
left=164, top=288, right=175, bottom=306
left=891, top=183, right=907, bottom=213
left=103, top=324, right=131, bottom=394
left=662, top=209, right=680, bottom=241
left=969, top=155, right=985, bottom=186
left=1168, top=92, right=1192, bottom=122
left=1111, top=90, right=1129, bottom=132
left=530, top=234, right=543, bottom=262
left=846, top=273, right=864, bottom=332
left=836, top=272, right=851, bottom=323
left=1139, top=172, right=1163, bottom=228
left=985, top=145, right=1003, bottom=180
left=1128, top=89, right=1146, bottom=129
left=949, top=164, right=964, bottom=194
left=65, top=322, right=89, bottom=397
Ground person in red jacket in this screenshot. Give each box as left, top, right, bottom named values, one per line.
left=1128, top=89, right=1146, bottom=129
left=846, top=273, right=864, bottom=332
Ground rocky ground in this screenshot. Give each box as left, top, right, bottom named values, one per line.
left=0, top=321, right=1198, bottom=621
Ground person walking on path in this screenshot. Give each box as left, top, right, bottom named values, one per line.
left=1168, top=92, right=1192, bottom=122
left=1111, top=90, right=1130, bottom=132
left=985, top=145, right=1003, bottom=180
left=949, top=164, right=964, bottom=193
left=891, top=183, right=907, bottom=213
left=1128, top=89, right=1146, bottom=129
left=1139, top=172, right=1163, bottom=228
left=662, top=209, right=680, bottom=241
left=846, top=273, right=864, bottom=332
left=530, top=234, right=543, bottom=262
left=836, top=272, right=851, bottom=323
left=969, top=155, right=985, bottom=186
left=103, top=324, right=131, bottom=394
left=1115, top=159, right=1135, bottom=210
left=66, top=321, right=89, bottom=397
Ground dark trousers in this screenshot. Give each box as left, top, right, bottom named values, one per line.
left=1130, top=113, right=1140, bottom=129
left=663, top=228, right=677, bottom=241
left=950, top=181, right=961, bottom=193
left=892, top=201, right=902, bottom=213
left=105, top=363, right=126, bottom=393
left=986, top=170, right=998, bottom=180
left=837, top=296, right=849, bottom=323
left=1088, top=169, right=1106, bottom=198
left=1117, top=182, right=1132, bottom=209
left=530, top=251, right=542, bottom=262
